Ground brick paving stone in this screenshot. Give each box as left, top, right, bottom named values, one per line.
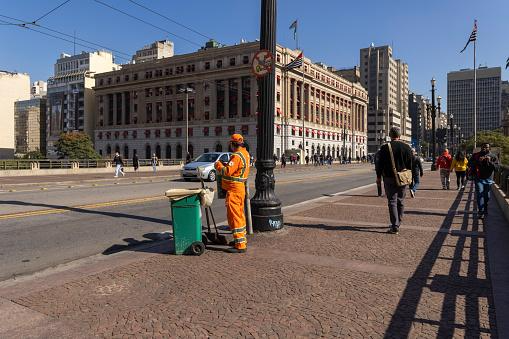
left=6, top=172, right=501, bottom=338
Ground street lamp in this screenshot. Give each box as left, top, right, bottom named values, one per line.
left=251, top=0, right=283, bottom=232
left=179, top=87, right=194, bottom=159
left=430, top=78, right=437, bottom=171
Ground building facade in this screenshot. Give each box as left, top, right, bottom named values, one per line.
left=46, top=51, right=119, bottom=156
left=14, top=98, right=47, bottom=155
left=501, top=81, right=509, bottom=136
left=133, top=40, right=174, bottom=64
left=447, top=67, right=501, bottom=139
left=0, top=71, right=30, bottom=158
left=93, top=41, right=368, bottom=160
left=31, top=80, right=47, bottom=98
left=360, top=45, right=411, bottom=152
left=408, top=92, right=429, bottom=152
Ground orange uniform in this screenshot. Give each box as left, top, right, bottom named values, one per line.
left=214, top=136, right=250, bottom=250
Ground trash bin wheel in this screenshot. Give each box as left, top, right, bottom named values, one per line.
left=190, top=241, right=205, bottom=256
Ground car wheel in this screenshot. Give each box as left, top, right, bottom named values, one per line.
left=208, top=170, right=216, bottom=182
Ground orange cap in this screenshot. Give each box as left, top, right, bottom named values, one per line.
left=230, top=134, right=244, bottom=143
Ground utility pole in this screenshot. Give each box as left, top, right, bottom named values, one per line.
left=251, top=0, right=283, bottom=231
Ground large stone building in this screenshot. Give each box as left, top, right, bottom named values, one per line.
left=133, top=40, right=174, bottom=64
left=46, top=51, right=119, bottom=156
left=14, top=98, right=47, bottom=155
left=360, top=45, right=411, bottom=152
left=0, top=71, right=30, bottom=158
left=93, top=41, right=368, bottom=160
left=447, top=66, right=501, bottom=139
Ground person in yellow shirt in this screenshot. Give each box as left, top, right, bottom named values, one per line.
left=214, top=134, right=250, bottom=253
left=450, top=151, right=469, bottom=190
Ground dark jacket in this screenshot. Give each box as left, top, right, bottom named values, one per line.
left=412, top=155, right=423, bottom=178
left=133, top=154, right=139, bottom=169
left=113, top=155, right=123, bottom=166
left=376, top=140, right=413, bottom=179
left=469, top=151, right=499, bottom=180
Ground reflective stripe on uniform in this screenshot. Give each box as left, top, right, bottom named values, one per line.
left=233, top=236, right=247, bottom=244
left=222, top=175, right=247, bottom=183
left=234, top=152, right=247, bottom=178
left=232, top=226, right=246, bottom=234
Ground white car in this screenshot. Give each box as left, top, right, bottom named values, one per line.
left=181, top=152, right=231, bottom=182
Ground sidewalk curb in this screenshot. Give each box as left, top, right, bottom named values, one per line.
left=493, top=184, right=509, bottom=223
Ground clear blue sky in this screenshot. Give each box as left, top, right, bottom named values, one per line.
left=1, top=0, right=508, bottom=105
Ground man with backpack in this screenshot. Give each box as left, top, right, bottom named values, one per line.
left=468, top=143, right=499, bottom=219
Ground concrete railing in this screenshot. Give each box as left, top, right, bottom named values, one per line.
left=494, top=164, right=509, bottom=196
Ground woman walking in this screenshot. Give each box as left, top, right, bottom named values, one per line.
left=450, top=151, right=468, bottom=190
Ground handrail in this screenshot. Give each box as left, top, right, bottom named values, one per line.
left=494, top=164, right=509, bottom=196
left=0, top=158, right=183, bottom=170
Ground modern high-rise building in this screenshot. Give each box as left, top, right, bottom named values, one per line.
left=93, top=41, right=368, bottom=160
left=0, top=70, right=30, bottom=158
left=447, top=66, right=501, bottom=139
left=133, top=40, right=174, bottom=64
left=360, top=45, right=411, bottom=152
left=46, top=51, right=119, bottom=156
left=408, top=92, right=429, bottom=152
left=14, top=98, right=47, bottom=155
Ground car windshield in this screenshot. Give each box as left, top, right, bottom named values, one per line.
left=194, top=153, right=220, bottom=163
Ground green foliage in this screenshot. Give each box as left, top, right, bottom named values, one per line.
left=463, top=129, right=509, bottom=165
left=55, top=132, right=100, bottom=159
left=23, top=149, right=45, bottom=159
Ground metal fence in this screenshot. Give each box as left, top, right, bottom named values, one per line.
left=0, top=159, right=183, bottom=170
left=494, top=164, right=509, bottom=196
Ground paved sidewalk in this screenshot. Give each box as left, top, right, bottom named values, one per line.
left=0, top=171, right=507, bottom=338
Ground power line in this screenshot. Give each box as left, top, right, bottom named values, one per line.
left=93, top=0, right=202, bottom=48
left=0, top=17, right=131, bottom=62
left=0, top=13, right=131, bottom=59
left=32, top=0, right=72, bottom=24
left=126, top=0, right=219, bottom=44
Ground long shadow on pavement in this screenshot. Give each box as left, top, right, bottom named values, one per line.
left=0, top=200, right=170, bottom=226
left=384, top=183, right=498, bottom=338
left=286, top=222, right=389, bottom=234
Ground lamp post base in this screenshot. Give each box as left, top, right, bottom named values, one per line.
left=251, top=205, right=284, bottom=231
left=250, top=160, right=283, bottom=232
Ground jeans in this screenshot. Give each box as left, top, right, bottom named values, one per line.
left=115, top=164, right=123, bottom=177
left=383, top=177, right=406, bottom=228
left=440, top=168, right=450, bottom=188
left=475, top=180, right=492, bottom=213
left=152, top=165, right=157, bottom=174
left=455, top=171, right=466, bottom=188
left=410, top=175, right=420, bottom=193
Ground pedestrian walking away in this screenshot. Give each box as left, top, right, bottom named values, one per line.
left=151, top=153, right=158, bottom=174
left=468, top=143, right=499, bottom=219
left=436, top=149, right=452, bottom=189
left=450, top=151, right=468, bottom=190
left=375, top=127, right=413, bottom=234
left=281, top=154, right=286, bottom=168
left=132, top=151, right=139, bottom=173
left=214, top=134, right=250, bottom=253
left=409, top=148, right=423, bottom=198
left=113, top=152, right=125, bottom=178
left=185, top=152, right=192, bottom=164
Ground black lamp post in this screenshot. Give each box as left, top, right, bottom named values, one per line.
left=430, top=78, right=437, bottom=171
left=251, top=0, right=283, bottom=231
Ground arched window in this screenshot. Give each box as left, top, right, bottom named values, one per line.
left=165, top=144, right=171, bottom=159
left=115, top=144, right=120, bottom=154
left=188, top=144, right=194, bottom=158
left=155, top=144, right=161, bottom=158
left=123, top=145, right=129, bottom=159
left=145, top=144, right=151, bottom=159
left=176, top=144, right=183, bottom=159
left=106, top=145, right=112, bottom=157
left=215, top=143, right=222, bottom=152
left=327, top=145, right=331, bottom=156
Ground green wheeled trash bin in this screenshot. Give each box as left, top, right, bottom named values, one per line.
left=167, top=191, right=205, bottom=255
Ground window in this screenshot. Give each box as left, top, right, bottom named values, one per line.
left=216, top=60, right=222, bottom=68
left=242, top=55, right=249, bottom=64
left=229, top=57, right=236, bottom=66
left=205, top=62, right=210, bottom=70
left=133, top=73, right=138, bottom=81
left=165, top=86, right=172, bottom=95
left=204, top=96, right=210, bottom=106
left=99, top=95, right=103, bottom=103
left=124, top=75, right=129, bottom=81
left=99, top=79, right=104, bottom=86
left=116, top=76, right=120, bottom=83
left=164, top=68, right=169, bottom=76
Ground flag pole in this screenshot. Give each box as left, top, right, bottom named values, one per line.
left=473, top=38, right=477, bottom=150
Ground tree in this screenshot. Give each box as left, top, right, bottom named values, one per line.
left=55, top=132, right=100, bottom=159
left=464, top=129, right=509, bottom=165
left=23, top=149, right=45, bottom=159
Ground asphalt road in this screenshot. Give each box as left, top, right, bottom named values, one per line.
left=0, top=164, right=376, bottom=281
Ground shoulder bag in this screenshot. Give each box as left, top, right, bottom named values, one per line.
left=388, top=142, right=413, bottom=187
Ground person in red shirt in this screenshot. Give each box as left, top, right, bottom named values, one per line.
left=436, top=149, right=453, bottom=189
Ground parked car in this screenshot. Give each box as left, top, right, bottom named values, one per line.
left=181, top=152, right=230, bottom=182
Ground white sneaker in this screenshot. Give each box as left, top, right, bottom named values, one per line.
left=410, top=190, right=415, bottom=198
left=114, top=175, right=118, bottom=178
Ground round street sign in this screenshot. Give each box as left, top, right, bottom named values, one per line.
left=251, top=49, right=274, bottom=78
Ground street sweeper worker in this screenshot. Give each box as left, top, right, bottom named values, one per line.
left=214, top=134, right=250, bottom=253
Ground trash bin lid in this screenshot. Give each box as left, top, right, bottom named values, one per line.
left=165, top=188, right=215, bottom=206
